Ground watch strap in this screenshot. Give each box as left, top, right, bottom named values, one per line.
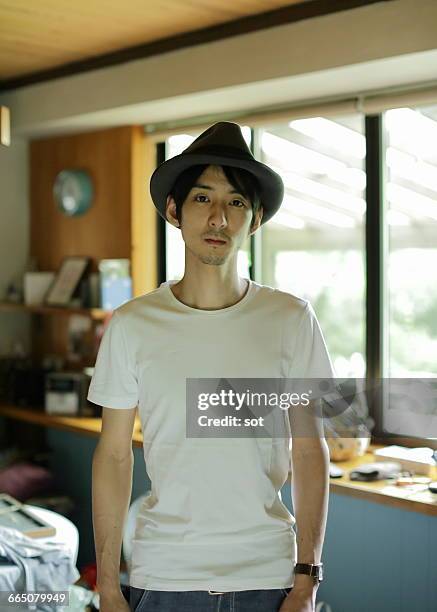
left=294, top=562, right=324, bottom=582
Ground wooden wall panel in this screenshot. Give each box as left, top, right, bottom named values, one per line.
left=30, top=126, right=134, bottom=272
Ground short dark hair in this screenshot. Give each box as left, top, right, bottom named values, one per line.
left=168, top=164, right=262, bottom=228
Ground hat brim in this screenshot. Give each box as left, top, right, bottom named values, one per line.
left=149, top=152, right=284, bottom=226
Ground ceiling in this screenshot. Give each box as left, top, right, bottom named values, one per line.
left=0, top=0, right=310, bottom=82
left=0, top=0, right=386, bottom=89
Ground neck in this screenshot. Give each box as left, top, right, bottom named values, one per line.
left=170, top=262, right=249, bottom=311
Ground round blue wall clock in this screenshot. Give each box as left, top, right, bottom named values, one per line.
left=53, top=169, right=94, bottom=216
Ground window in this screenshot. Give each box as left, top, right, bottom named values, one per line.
left=379, top=105, right=437, bottom=440
left=384, top=105, right=437, bottom=378
left=257, top=116, right=366, bottom=378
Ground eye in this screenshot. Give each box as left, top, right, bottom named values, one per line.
left=230, top=199, right=246, bottom=208
left=194, top=194, right=209, bottom=203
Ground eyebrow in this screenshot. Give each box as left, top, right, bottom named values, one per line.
left=193, top=183, right=246, bottom=197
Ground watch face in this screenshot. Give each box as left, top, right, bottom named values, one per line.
left=53, top=169, right=93, bottom=216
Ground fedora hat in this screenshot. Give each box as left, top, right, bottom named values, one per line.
left=149, top=121, right=284, bottom=226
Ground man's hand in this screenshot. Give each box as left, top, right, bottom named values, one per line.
left=279, top=584, right=317, bottom=612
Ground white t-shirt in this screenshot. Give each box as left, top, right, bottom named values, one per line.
left=87, top=279, right=336, bottom=592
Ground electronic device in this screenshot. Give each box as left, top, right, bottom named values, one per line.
left=45, top=371, right=94, bottom=416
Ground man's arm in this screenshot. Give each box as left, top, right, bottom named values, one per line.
left=92, top=405, right=137, bottom=608
left=289, top=400, right=330, bottom=594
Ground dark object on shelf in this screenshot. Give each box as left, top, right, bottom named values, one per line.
left=0, top=355, right=55, bottom=408
left=5, top=281, right=22, bottom=303
left=78, top=275, right=93, bottom=308
left=349, top=461, right=402, bottom=481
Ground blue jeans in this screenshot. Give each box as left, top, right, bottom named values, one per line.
left=129, top=586, right=293, bottom=611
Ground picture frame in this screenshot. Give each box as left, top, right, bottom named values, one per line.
left=44, top=256, right=91, bottom=307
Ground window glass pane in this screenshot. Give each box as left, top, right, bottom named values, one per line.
left=385, top=105, right=437, bottom=378
left=165, top=127, right=252, bottom=281
left=258, top=116, right=366, bottom=377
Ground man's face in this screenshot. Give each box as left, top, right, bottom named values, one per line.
left=166, top=165, right=263, bottom=266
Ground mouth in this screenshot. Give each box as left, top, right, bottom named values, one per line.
left=204, top=238, right=227, bottom=246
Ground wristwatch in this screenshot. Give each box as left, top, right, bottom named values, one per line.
left=294, top=562, right=324, bottom=584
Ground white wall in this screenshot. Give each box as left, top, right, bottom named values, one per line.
left=0, top=138, right=30, bottom=356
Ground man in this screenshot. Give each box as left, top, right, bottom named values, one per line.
left=89, top=122, right=335, bottom=612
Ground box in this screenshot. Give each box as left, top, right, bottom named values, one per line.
left=98, top=259, right=132, bottom=310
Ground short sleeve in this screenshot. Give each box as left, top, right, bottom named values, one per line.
left=87, top=310, right=139, bottom=409
left=290, top=301, right=336, bottom=380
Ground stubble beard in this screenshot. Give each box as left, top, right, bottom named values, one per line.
left=197, top=253, right=227, bottom=266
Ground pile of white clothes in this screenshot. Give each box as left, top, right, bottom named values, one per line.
left=0, top=526, right=80, bottom=611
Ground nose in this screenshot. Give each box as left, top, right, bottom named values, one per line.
left=208, top=202, right=228, bottom=229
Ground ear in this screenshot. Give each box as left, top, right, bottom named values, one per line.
left=248, top=205, right=263, bottom=236
left=165, top=195, right=180, bottom=228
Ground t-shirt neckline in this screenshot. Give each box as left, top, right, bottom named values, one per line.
left=164, top=278, right=255, bottom=314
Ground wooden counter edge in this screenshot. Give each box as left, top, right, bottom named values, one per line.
left=0, top=403, right=143, bottom=447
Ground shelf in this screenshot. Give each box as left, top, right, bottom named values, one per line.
left=0, top=403, right=143, bottom=447
left=0, top=301, right=111, bottom=320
